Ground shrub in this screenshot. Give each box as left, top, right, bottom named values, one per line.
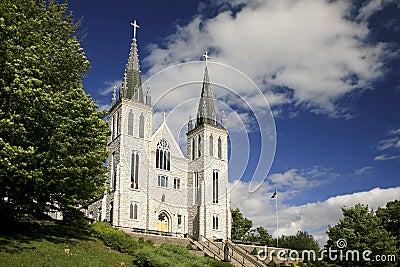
left=90, top=222, right=139, bottom=254
left=250, top=247, right=258, bottom=255
left=186, top=244, right=193, bottom=250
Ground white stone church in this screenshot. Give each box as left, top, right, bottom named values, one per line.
left=87, top=20, right=231, bottom=241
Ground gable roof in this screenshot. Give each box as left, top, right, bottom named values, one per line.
left=152, top=120, right=186, bottom=159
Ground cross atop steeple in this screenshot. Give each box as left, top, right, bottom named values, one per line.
left=131, top=19, right=140, bottom=39
left=119, top=19, right=145, bottom=104
left=194, top=51, right=217, bottom=128
left=202, top=51, right=210, bottom=67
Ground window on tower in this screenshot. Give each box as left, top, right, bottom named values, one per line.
left=192, top=138, right=196, bottom=160
left=131, top=151, right=139, bottom=189
left=213, top=170, right=219, bottom=203
left=213, top=214, right=219, bottom=230
left=128, top=110, right=134, bottom=136
left=158, top=175, right=168, bottom=187
left=111, top=152, right=117, bottom=191
left=130, top=202, right=138, bottom=220
left=194, top=172, right=199, bottom=205
left=218, top=137, right=222, bottom=159
left=139, top=113, right=145, bottom=138
left=111, top=114, right=115, bottom=139
left=209, top=134, right=213, bottom=157
left=198, top=135, right=201, bottom=157
left=174, top=177, right=180, bottom=190
left=156, top=139, right=170, bottom=171
left=116, top=111, right=120, bottom=136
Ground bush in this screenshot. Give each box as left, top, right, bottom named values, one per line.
left=91, top=223, right=232, bottom=267
left=134, top=243, right=232, bottom=267
left=61, top=207, right=88, bottom=227
left=267, top=261, right=279, bottom=267
left=186, top=244, right=193, bottom=250
left=250, top=247, right=258, bottom=255
left=90, top=222, right=140, bottom=254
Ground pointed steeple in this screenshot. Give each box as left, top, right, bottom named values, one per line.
left=196, top=51, right=217, bottom=127
left=120, top=19, right=144, bottom=103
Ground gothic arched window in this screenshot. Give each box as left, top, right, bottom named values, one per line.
left=198, top=135, right=202, bottom=157
left=128, top=110, right=134, bottom=136
left=192, top=138, right=196, bottom=160
left=218, top=137, right=222, bottom=159
left=111, top=152, right=117, bottom=191
left=130, top=202, right=138, bottom=220
left=209, top=135, right=213, bottom=157
left=156, top=139, right=170, bottom=171
left=116, top=111, right=120, bottom=136
left=131, top=151, right=139, bottom=189
left=139, top=113, right=145, bottom=138
left=213, top=170, right=219, bottom=203
left=213, top=214, right=219, bottom=230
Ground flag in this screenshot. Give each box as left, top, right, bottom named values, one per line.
left=271, top=189, right=277, bottom=199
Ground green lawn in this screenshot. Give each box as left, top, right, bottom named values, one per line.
left=0, top=221, right=135, bottom=267
left=0, top=220, right=232, bottom=267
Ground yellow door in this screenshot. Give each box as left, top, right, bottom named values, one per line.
left=157, top=221, right=168, bottom=232
left=157, top=213, right=169, bottom=232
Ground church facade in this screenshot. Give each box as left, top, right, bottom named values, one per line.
left=87, top=20, right=231, bottom=241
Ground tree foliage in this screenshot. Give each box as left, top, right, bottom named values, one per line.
left=0, top=0, right=109, bottom=220
left=326, top=203, right=398, bottom=266
left=231, top=208, right=253, bottom=240
left=279, top=231, right=320, bottom=252
left=231, top=208, right=273, bottom=245
left=376, top=199, right=400, bottom=248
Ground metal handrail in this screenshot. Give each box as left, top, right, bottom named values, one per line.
left=227, top=240, right=267, bottom=267
left=228, top=240, right=264, bottom=261
left=187, top=236, right=224, bottom=261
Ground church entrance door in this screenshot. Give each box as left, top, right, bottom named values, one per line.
left=157, top=212, right=169, bottom=232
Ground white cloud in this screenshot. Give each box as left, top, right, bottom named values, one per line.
left=374, top=128, right=400, bottom=160
left=354, top=166, right=373, bottom=176
left=230, top=181, right=400, bottom=246
left=357, top=0, right=399, bottom=22
left=99, top=79, right=122, bottom=96
left=143, top=0, right=391, bottom=117
left=377, top=137, right=400, bottom=151
left=374, top=154, right=399, bottom=161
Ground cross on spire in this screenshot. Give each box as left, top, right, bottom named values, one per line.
left=131, top=19, right=140, bottom=39
left=203, top=51, right=210, bottom=67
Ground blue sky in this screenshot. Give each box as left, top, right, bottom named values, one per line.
left=69, top=0, right=400, bottom=244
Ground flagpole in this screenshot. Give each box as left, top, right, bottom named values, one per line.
left=275, top=187, right=278, bottom=248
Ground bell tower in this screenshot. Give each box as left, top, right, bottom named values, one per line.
left=187, top=52, right=231, bottom=240
left=105, top=19, right=153, bottom=228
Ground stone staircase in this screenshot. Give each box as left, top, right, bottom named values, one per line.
left=122, top=229, right=297, bottom=266
left=188, top=236, right=267, bottom=267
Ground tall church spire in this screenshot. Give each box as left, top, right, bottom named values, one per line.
left=196, top=51, right=217, bottom=127
left=120, top=19, right=144, bottom=103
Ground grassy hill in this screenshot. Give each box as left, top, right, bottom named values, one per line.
left=0, top=220, right=134, bottom=267
left=0, top=220, right=232, bottom=267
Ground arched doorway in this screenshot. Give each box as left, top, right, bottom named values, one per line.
left=157, top=211, right=169, bottom=232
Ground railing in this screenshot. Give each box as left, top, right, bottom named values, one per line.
left=227, top=240, right=267, bottom=267
left=187, top=235, right=224, bottom=261
left=130, top=227, right=185, bottom=238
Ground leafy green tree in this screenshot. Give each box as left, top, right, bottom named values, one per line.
left=231, top=208, right=253, bottom=240
left=247, top=226, right=272, bottom=245
left=278, top=231, right=320, bottom=252
left=376, top=199, right=400, bottom=248
left=0, top=0, right=109, bottom=220
left=326, top=204, right=398, bottom=266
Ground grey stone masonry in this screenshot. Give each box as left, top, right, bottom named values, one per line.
left=87, top=22, right=231, bottom=241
